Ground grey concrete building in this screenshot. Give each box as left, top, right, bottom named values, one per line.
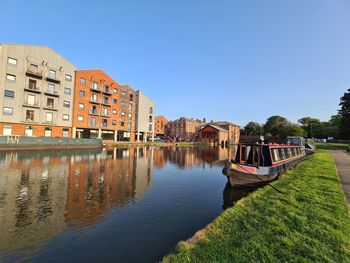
left=0, top=44, right=76, bottom=138
left=135, top=91, right=156, bottom=141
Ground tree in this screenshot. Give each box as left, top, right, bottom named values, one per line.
left=339, top=89, right=350, bottom=139
left=242, top=122, right=262, bottom=135
left=280, top=123, right=306, bottom=138
left=263, top=116, right=288, bottom=138
left=298, top=117, right=321, bottom=138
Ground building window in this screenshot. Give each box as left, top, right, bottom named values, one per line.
left=112, top=109, right=117, bottom=115
left=47, top=83, right=55, bottom=94
left=80, top=78, right=86, bottom=84
left=26, top=110, right=34, bottom=121
left=64, top=87, right=71, bottom=95
left=128, top=123, right=131, bottom=130
left=89, top=118, right=96, bottom=126
left=149, top=107, right=153, bottom=114
left=149, top=115, right=153, bottom=122
left=129, top=94, right=133, bottom=101
left=25, top=126, right=33, bottom=136
left=77, top=116, right=84, bottom=122
left=121, top=91, right=126, bottom=97
left=128, top=113, right=132, bottom=120
left=7, top=57, right=17, bottom=66
left=121, top=121, right=124, bottom=127
left=121, top=101, right=125, bottom=107
left=121, top=111, right=125, bottom=116
left=4, top=90, right=14, bottom=99
left=47, top=98, right=54, bottom=108
left=3, top=107, right=13, bottom=115
left=63, top=101, right=70, bottom=108
left=49, top=69, right=56, bottom=79
left=149, top=124, right=153, bottom=132
left=79, top=103, right=85, bottom=109
left=62, top=114, right=69, bottom=121
left=129, top=103, right=132, bottom=111
left=6, top=74, right=16, bottom=82
left=113, top=99, right=117, bottom=104
left=44, top=127, right=52, bottom=137
left=79, top=90, right=85, bottom=97
left=113, top=88, right=118, bottom=93
left=3, top=125, right=12, bottom=135
left=27, top=94, right=36, bottom=106
left=65, top=74, right=72, bottom=82
left=46, top=112, right=53, bottom=123
left=112, top=120, right=116, bottom=125
left=62, top=128, right=69, bottom=137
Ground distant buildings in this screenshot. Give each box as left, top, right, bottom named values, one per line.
left=165, top=117, right=203, bottom=141
left=155, top=116, right=168, bottom=136
left=0, top=44, right=155, bottom=142
left=199, top=121, right=240, bottom=145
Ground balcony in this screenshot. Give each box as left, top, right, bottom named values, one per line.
left=101, top=100, right=111, bottom=106
left=90, top=98, right=100, bottom=104
left=43, top=120, right=56, bottom=125
left=89, top=121, right=98, bottom=127
left=22, top=118, right=38, bottom=124
left=45, top=73, right=61, bottom=84
left=23, top=101, right=40, bottom=108
left=44, top=90, right=59, bottom=97
left=43, top=105, right=58, bottom=111
left=90, top=84, right=101, bottom=92
left=24, top=85, right=41, bottom=94
left=102, top=88, right=112, bottom=95
left=26, top=66, right=43, bottom=79
left=89, top=109, right=99, bottom=115
left=101, top=112, right=110, bottom=117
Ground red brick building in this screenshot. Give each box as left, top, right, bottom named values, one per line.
left=155, top=116, right=168, bottom=136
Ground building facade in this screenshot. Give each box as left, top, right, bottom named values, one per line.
left=155, top=116, right=168, bottom=136
left=199, top=121, right=240, bottom=144
left=72, top=70, right=137, bottom=142
left=165, top=117, right=202, bottom=141
left=0, top=44, right=76, bottom=138
left=135, top=91, right=155, bottom=141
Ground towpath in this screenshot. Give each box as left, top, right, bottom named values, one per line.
left=332, top=150, right=350, bottom=203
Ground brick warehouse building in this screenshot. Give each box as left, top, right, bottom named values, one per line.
left=72, top=70, right=137, bottom=142
left=199, top=121, right=240, bottom=145
left=0, top=44, right=76, bottom=137
left=165, top=117, right=203, bottom=141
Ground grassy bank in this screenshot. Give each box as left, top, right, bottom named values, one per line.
left=315, top=142, right=349, bottom=151
left=163, top=151, right=350, bottom=262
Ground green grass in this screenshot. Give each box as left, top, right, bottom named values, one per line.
left=163, top=150, right=350, bottom=262
left=315, top=142, right=349, bottom=151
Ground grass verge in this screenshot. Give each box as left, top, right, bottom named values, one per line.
left=315, top=142, right=349, bottom=151
left=163, top=150, right=350, bottom=262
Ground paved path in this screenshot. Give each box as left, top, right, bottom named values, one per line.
left=332, top=150, right=350, bottom=203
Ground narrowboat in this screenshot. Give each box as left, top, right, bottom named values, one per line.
left=223, top=142, right=306, bottom=187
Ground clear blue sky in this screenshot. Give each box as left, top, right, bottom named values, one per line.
left=1, top=0, right=350, bottom=126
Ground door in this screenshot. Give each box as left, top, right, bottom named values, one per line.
left=240, top=145, right=247, bottom=164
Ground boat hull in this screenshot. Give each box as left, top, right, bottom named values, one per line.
left=223, top=155, right=306, bottom=187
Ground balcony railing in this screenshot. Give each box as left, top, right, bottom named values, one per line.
left=102, top=88, right=112, bottom=95
left=26, top=67, right=43, bottom=78
left=90, top=84, right=101, bottom=92
left=44, top=90, right=59, bottom=97
left=89, top=121, right=98, bottom=127
left=43, top=105, right=58, bottom=111
left=45, top=73, right=61, bottom=84
left=101, top=100, right=111, bottom=106
left=89, top=109, right=99, bottom=115
left=23, top=101, right=40, bottom=108
left=24, top=85, right=41, bottom=93
left=101, top=112, right=110, bottom=117
left=90, top=98, right=100, bottom=104
left=100, top=123, right=108, bottom=128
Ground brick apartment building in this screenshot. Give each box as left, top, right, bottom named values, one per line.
left=0, top=44, right=76, bottom=137
left=165, top=117, right=203, bottom=141
left=155, top=116, right=168, bottom=136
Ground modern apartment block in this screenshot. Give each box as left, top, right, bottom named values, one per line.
left=0, top=44, right=76, bottom=137
left=165, top=117, right=203, bottom=141
left=135, top=91, right=156, bottom=141
left=119, top=85, right=137, bottom=142
left=155, top=116, right=168, bottom=136
left=73, top=69, right=129, bottom=142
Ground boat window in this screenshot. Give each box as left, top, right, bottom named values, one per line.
left=240, top=146, right=247, bottom=164
left=278, top=148, right=285, bottom=160
left=253, top=146, right=260, bottom=164
left=287, top=148, right=292, bottom=158
left=271, top=149, right=280, bottom=162
left=246, top=146, right=253, bottom=164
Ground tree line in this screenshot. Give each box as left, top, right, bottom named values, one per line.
left=241, top=88, right=350, bottom=140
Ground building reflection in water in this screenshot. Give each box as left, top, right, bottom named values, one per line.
left=0, top=145, right=236, bottom=257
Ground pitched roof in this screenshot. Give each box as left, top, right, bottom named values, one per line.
left=201, top=124, right=228, bottom=132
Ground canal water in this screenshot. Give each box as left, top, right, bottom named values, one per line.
left=0, top=146, right=254, bottom=262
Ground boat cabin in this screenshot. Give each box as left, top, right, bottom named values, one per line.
left=234, top=143, right=305, bottom=167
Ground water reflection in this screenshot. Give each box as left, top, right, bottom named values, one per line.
left=222, top=183, right=258, bottom=210
left=0, top=146, right=240, bottom=261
